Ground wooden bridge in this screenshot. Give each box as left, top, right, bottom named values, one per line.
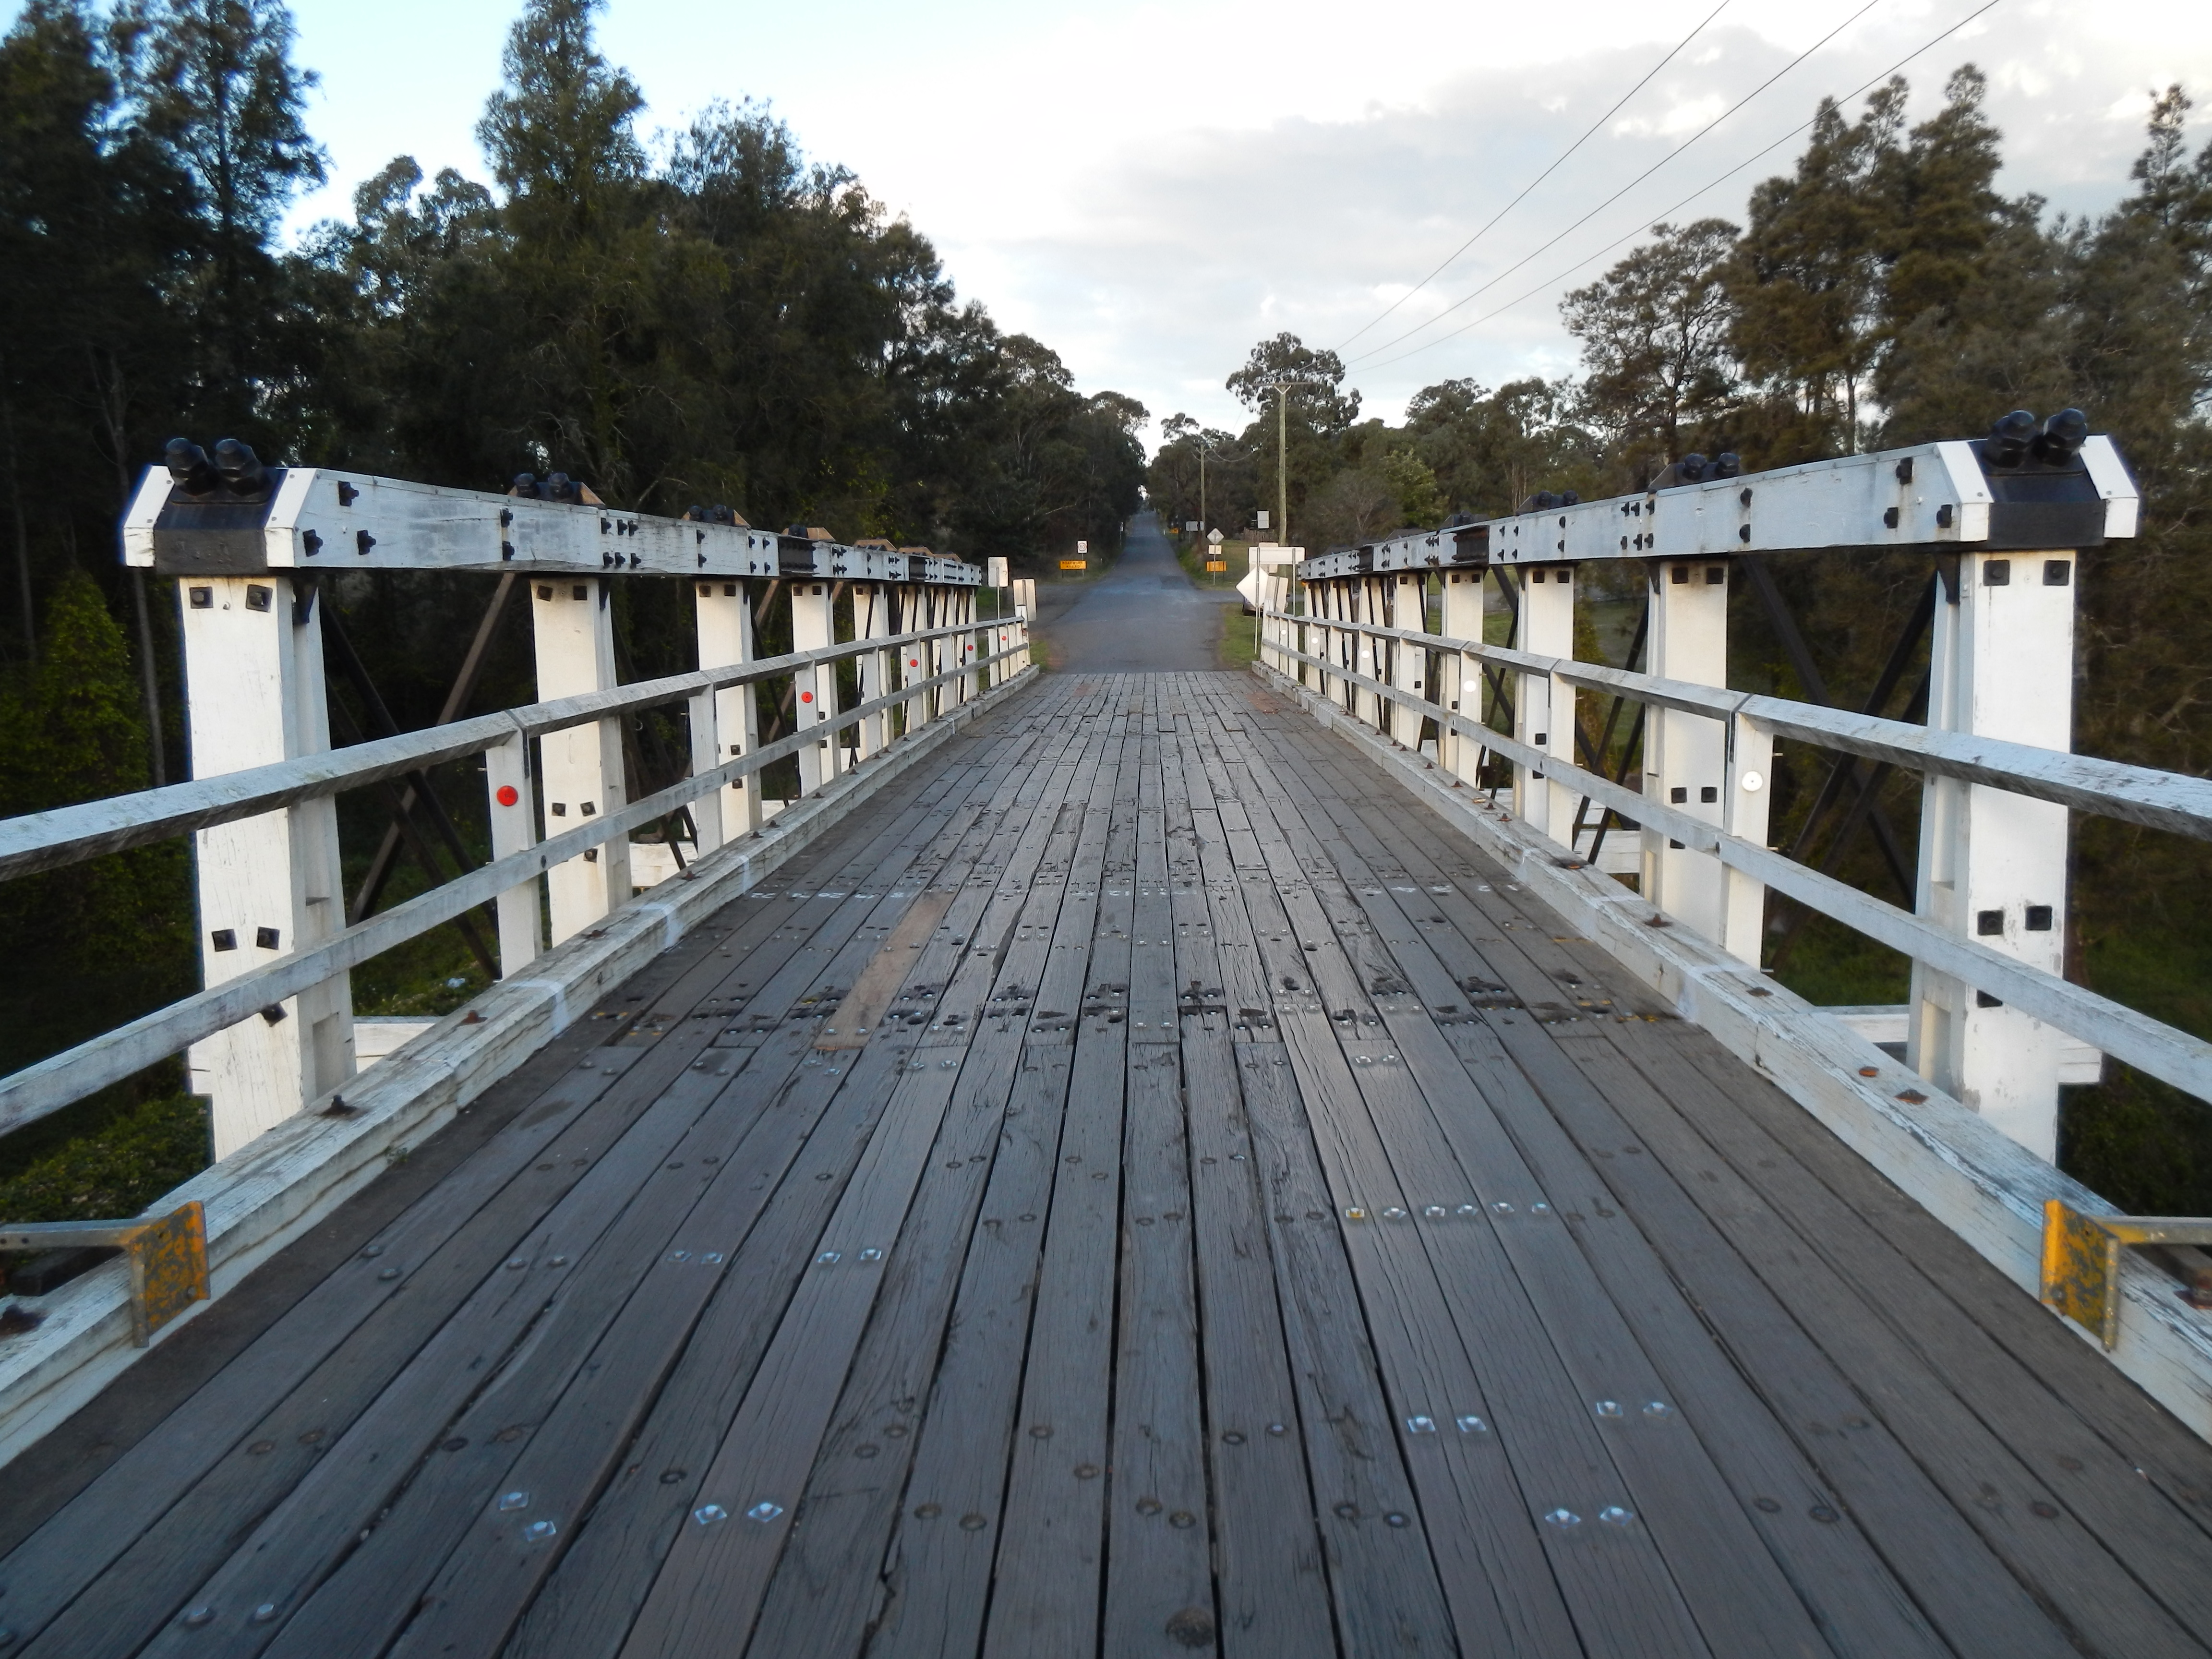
left=4, top=436, right=2212, bottom=1656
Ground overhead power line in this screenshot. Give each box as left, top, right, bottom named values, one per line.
left=1345, top=0, right=1886, bottom=367
left=1334, top=0, right=1732, bottom=353
left=1355, top=0, right=2006, bottom=374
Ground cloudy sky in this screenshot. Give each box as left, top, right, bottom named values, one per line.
left=253, top=0, right=2212, bottom=442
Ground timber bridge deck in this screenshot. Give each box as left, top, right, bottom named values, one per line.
left=5, top=671, right=2211, bottom=1659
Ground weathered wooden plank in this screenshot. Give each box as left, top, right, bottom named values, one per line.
left=1244, top=708, right=2104, bottom=1658
left=1218, top=710, right=1716, bottom=1659
left=491, top=680, right=1102, bottom=1659
left=738, top=709, right=1114, bottom=1655
left=1233, top=1043, right=1461, bottom=1656
left=1244, top=721, right=1842, bottom=1659
left=1220, top=706, right=1947, bottom=1659
left=1279, top=718, right=2208, bottom=1656
left=755, top=697, right=1122, bottom=1658
left=1175, top=689, right=1456, bottom=1657
left=864, top=704, right=1132, bottom=1659
left=1205, top=733, right=1571, bottom=1657
left=1162, top=695, right=1338, bottom=1659
left=606, top=683, right=1106, bottom=1659
left=979, top=688, right=1142, bottom=1658
left=1102, top=707, right=1218, bottom=1657
left=1180, top=1030, right=1339, bottom=1658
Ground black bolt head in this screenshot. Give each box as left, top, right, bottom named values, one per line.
left=1985, top=409, right=2038, bottom=467
left=212, top=437, right=266, bottom=495
left=2034, top=407, right=2089, bottom=463
left=165, top=437, right=217, bottom=494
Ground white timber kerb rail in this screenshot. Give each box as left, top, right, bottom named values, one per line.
left=0, top=458, right=1035, bottom=1463
left=1248, top=418, right=2212, bottom=1439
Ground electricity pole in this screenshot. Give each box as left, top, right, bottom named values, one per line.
left=1257, top=374, right=1317, bottom=546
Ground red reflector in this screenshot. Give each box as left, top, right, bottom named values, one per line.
left=495, top=785, right=520, bottom=807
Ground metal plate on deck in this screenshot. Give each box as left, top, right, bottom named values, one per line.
left=128, top=1202, right=209, bottom=1346
left=2041, top=1199, right=2124, bottom=1347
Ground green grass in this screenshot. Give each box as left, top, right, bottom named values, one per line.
left=1217, top=606, right=1261, bottom=670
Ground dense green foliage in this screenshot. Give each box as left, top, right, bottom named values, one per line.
left=0, top=0, right=1143, bottom=1220
left=1151, top=71, right=2212, bottom=1209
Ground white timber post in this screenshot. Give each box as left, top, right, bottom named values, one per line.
left=1641, top=558, right=1747, bottom=946
left=1333, top=580, right=1355, bottom=709
left=857, top=582, right=891, bottom=754
left=957, top=586, right=977, bottom=705
left=1309, top=579, right=1327, bottom=703
left=1513, top=563, right=1578, bottom=845
left=1272, top=566, right=1295, bottom=677
left=694, top=578, right=761, bottom=844
left=985, top=559, right=1009, bottom=689
left=485, top=727, right=542, bottom=975
left=900, top=583, right=931, bottom=734
left=1355, top=576, right=1383, bottom=729
left=180, top=576, right=354, bottom=1157
left=1388, top=572, right=1424, bottom=746
left=1720, top=709, right=1773, bottom=966
left=789, top=579, right=836, bottom=794
left=1909, top=550, right=2077, bottom=1160
left=1440, top=567, right=1485, bottom=787
left=532, top=577, right=629, bottom=946
left=1011, top=577, right=1035, bottom=684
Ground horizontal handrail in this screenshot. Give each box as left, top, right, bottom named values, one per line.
left=0, top=620, right=990, bottom=881
left=1263, top=627, right=2212, bottom=1105
left=1284, top=611, right=2212, bottom=842
left=0, top=641, right=1034, bottom=1136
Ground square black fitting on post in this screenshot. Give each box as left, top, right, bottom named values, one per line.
left=255, top=926, right=280, bottom=950
left=2044, top=560, right=2072, bottom=587
left=1984, top=559, right=2011, bottom=586
left=209, top=929, right=237, bottom=951
left=1670, top=787, right=1688, bottom=804
left=1976, top=909, right=2005, bottom=936
left=1699, top=786, right=1718, bottom=803
left=2025, top=905, right=2054, bottom=931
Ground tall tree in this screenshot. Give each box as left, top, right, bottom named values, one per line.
left=119, top=0, right=324, bottom=433
left=1728, top=82, right=1904, bottom=457
left=1226, top=332, right=1360, bottom=433
left=1561, top=218, right=1740, bottom=485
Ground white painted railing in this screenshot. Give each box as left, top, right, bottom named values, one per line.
left=1256, top=426, right=2150, bottom=1162
left=0, top=615, right=1031, bottom=1143
left=1256, top=613, right=2212, bottom=1106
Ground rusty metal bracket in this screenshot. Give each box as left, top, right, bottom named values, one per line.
left=2040, top=1199, right=2212, bottom=1348
left=0, top=1201, right=208, bottom=1346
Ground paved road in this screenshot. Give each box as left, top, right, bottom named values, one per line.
left=1034, top=511, right=1239, bottom=672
